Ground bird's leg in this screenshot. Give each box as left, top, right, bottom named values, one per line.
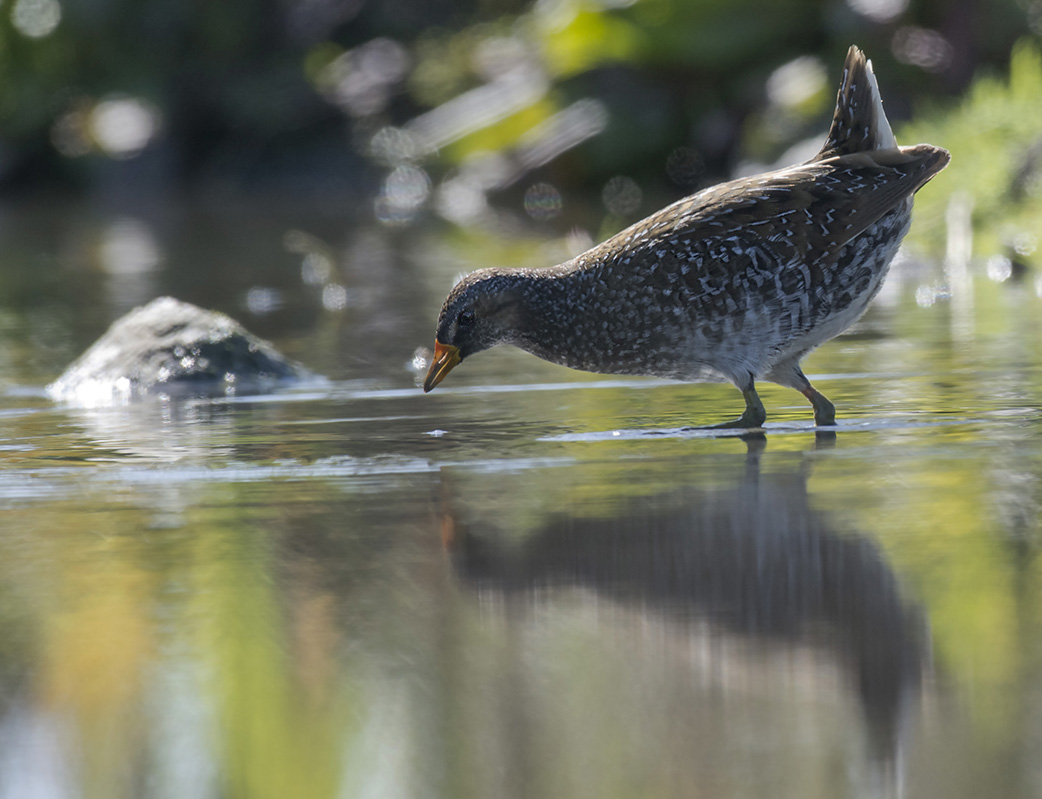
left=801, top=385, right=836, bottom=426
left=784, top=365, right=836, bottom=427
left=700, top=379, right=766, bottom=430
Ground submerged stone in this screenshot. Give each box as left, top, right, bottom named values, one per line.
left=48, top=296, right=319, bottom=406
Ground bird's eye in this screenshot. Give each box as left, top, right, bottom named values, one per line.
left=456, top=309, right=476, bottom=329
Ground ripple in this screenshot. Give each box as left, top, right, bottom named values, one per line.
left=540, top=415, right=983, bottom=442
left=0, top=452, right=580, bottom=506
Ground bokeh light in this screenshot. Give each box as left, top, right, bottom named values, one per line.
left=321, top=283, right=349, bottom=311
left=845, top=0, right=909, bottom=23
left=369, top=126, right=423, bottom=166
left=892, top=27, right=954, bottom=73
left=766, top=56, right=827, bottom=109
left=602, top=175, right=642, bottom=217
left=317, top=38, right=410, bottom=118
left=50, top=105, right=92, bottom=157
left=11, top=0, right=61, bottom=38
left=986, top=255, right=1014, bottom=283
left=375, top=164, right=431, bottom=225
left=914, top=284, right=951, bottom=308
left=1011, top=232, right=1037, bottom=256
left=665, top=147, right=705, bottom=190
left=300, top=253, right=333, bottom=286
left=285, top=230, right=337, bottom=287
left=89, top=97, right=161, bottom=158
left=99, top=219, right=162, bottom=276
left=523, top=183, right=563, bottom=220
left=435, top=176, right=489, bottom=226
left=245, top=287, right=284, bottom=315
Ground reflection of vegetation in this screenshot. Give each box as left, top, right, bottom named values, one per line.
left=192, top=502, right=352, bottom=799
left=0, top=476, right=421, bottom=798
left=1, top=395, right=1041, bottom=795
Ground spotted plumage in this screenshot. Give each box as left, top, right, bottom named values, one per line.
left=424, top=46, right=949, bottom=428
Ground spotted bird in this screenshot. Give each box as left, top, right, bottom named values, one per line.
left=424, top=46, right=949, bottom=428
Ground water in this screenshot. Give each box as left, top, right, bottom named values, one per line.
left=1, top=202, right=1041, bottom=798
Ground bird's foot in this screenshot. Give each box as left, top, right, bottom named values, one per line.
left=806, top=389, right=836, bottom=427
left=702, top=414, right=766, bottom=431
left=683, top=384, right=767, bottom=432
left=685, top=405, right=767, bottom=432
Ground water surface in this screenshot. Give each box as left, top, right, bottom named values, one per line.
left=1, top=204, right=1040, bottom=798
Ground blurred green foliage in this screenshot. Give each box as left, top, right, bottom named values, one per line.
left=901, top=40, right=1042, bottom=262
left=0, top=0, right=1039, bottom=241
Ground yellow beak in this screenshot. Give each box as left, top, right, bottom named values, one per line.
left=423, top=341, right=461, bottom=393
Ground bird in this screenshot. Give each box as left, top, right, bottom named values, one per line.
left=423, top=46, right=950, bottom=428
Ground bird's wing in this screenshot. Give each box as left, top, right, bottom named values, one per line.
left=593, top=143, right=948, bottom=297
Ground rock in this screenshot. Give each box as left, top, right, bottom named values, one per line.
left=47, top=296, right=319, bottom=406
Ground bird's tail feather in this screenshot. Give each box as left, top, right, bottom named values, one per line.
left=816, top=45, right=898, bottom=160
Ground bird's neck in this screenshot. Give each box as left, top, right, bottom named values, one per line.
left=506, top=266, right=597, bottom=369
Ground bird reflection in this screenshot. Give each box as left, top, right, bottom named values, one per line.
left=441, top=437, right=925, bottom=788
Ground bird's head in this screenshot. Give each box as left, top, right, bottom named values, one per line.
left=423, top=270, right=525, bottom=392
